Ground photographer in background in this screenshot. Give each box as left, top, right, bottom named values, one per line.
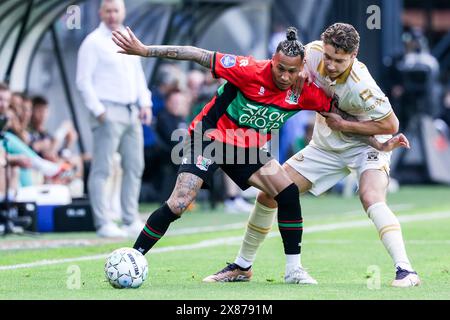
left=392, top=28, right=441, bottom=130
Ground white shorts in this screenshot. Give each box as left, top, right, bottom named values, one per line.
left=285, top=144, right=391, bottom=196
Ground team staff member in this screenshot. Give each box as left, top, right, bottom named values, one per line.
left=76, top=0, right=152, bottom=238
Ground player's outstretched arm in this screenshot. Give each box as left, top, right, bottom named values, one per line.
left=112, top=27, right=212, bottom=68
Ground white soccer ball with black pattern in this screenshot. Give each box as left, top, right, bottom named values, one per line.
left=104, top=247, right=148, bottom=289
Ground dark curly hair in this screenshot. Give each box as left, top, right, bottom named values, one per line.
left=276, top=27, right=305, bottom=59
left=321, top=23, right=360, bottom=53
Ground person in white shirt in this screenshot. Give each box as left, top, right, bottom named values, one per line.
left=205, top=23, right=420, bottom=288
left=76, top=0, right=152, bottom=238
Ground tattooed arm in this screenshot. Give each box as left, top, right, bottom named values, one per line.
left=112, top=27, right=212, bottom=68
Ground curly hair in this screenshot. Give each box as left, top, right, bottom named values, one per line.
left=276, top=27, right=305, bottom=59
left=321, top=23, right=360, bottom=53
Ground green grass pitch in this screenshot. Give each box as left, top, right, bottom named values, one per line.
left=0, top=186, right=449, bottom=300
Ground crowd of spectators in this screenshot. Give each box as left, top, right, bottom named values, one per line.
left=0, top=82, right=81, bottom=205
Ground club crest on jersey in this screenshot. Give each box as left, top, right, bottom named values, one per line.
left=285, top=89, right=299, bottom=105
left=196, top=155, right=212, bottom=171
left=367, top=151, right=379, bottom=161
left=294, top=153, right=304, bottom=162
left=258, top=86, right=265, bottom=96
left=220, top=55, right=236, bottom=68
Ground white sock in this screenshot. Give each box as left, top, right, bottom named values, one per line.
left=367, top=202, right=413, bottom=272
left=30, top=157, right=60, bottom=177
left=285, top=254, right=302, bottom=271
left=236, top=200, right=277, bottom=265
left=234, top=256, right=252, bottom=269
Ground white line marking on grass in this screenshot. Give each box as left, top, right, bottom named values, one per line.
left=166, top=223, right=245, bottom=236
left=338, top=203, right=415, bottom=216
left=0, top=237, right=244, bottom=271
left=0, top=203, right=416, bottom=251
left=302, top=239, right=450, bottom=245
left=165, top=203, right=415, bottom=235
left=295, top=210, right=450, bottom=236
left=1, top=211, right=449, bottom=271
left=0, top=223, right=248, bottom=251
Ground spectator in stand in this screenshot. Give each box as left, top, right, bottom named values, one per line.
left=14, top=94, right=32, bottom=144
left=186, top=69, right=205, bottom=106
left=28, top=96, right=82, bottom=186
left=28, top=96, right=58, bottom=161
left=0, top=83, right=72, bottom=187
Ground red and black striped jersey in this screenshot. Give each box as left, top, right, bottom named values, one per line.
left=188, top=52, right=331, bottom=148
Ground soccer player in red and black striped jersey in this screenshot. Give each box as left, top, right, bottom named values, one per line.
left=112, top=26, right=332, bottom=280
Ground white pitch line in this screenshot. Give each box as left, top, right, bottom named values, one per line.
left=167, top=203, right=416, bottom=236
left=302, top=239, right=450, bottom=245
left=338, top=203, right=415, bottom=216
left=296, top=210, right=450, bottom=236
left=166, top=222, right=245, bottom=236
left=0, top=223, right=248, bottom=251
left=0, top=203, right=419, bottom=251
left=166, top=203, right=415, bottom=236
left=0, top=210, right=449, bottom=271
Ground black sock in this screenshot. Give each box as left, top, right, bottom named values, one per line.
left=275, top=183, right=303, bottom=255
left=133, top=203, right=180, bottom=255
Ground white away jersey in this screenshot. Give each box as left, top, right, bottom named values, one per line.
left=305, top=41, right=393, bottom=151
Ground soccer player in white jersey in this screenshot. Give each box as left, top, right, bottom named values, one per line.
left=204, top=23, right=420, bottom=288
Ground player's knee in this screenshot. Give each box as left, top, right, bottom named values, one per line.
left=257, top=191, right=277, bottom=208
left=274, top=183, right=300, bottom=207
left=166, top=192, right=196, bottom=216
left=166, top=198, right=187, bottom=216
left=359, top=189, right=385, bottom=211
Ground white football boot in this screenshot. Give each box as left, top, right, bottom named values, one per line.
left=391, top=267, right=421, bottom=287
left=284, top=266, right=318, bottom=285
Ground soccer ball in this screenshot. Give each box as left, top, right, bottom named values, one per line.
left=104, top=247, right=148, bottom=289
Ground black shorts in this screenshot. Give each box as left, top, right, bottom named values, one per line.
left=177, top=135, right=273, bottom=190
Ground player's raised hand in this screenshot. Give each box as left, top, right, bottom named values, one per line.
left=112, top=27, right=148, bottom=57
left=293, top=69, right=312, bottom=95
left=379, top=133, right=410, bottom=152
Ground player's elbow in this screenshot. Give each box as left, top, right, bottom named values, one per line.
left=386, top=119, right=399, bottom=134
left=382, top=113, right=399, bottom=135
left=389, top=116, right=400, bottom=134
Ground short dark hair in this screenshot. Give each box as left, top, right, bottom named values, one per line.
left=0, top=82, right=9, bottom=92
left=276, top=27, right=305, bottom=59
left=31, top=95, right=48, bottom=108
left=321, top=23, right=360, bottom=53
